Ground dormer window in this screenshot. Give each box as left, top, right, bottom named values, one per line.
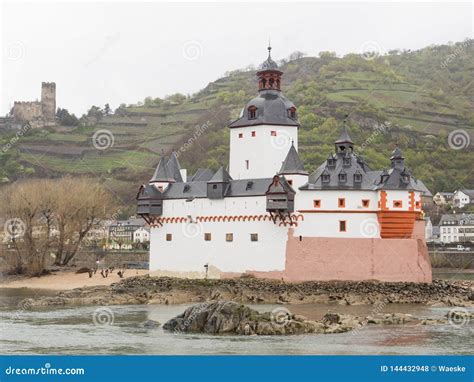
left=338, top=173, right=347, bottom=183
left=401, top=172, right=410, bottom=184
left=322, top=174, right=330, bottom=183
left=343, top=157, right=351, bottom=166
left=354, top=173, right=362, bottom=183
left=380, top=173, right=389, bottom=183
left=183, top=184, right=191, bottom=193
left=327, top=158, right=336, bottom=167
left=287, top=106, right=297, bottom=119
left=248, top=106, right=257, bottom=120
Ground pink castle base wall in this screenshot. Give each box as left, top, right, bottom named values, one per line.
left=240, top=221, right=432, bottom=283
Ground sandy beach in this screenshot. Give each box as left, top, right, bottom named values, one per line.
left=0, top=269, right=149, bottom=290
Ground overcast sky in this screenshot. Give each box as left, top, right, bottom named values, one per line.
left=1, top=2, right=472, bottom=115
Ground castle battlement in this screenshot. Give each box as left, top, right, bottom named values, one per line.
left=12, top=82, right=56, bottom=126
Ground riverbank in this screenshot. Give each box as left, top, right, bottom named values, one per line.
left=19, top=275, right=474, bottom=308
left=0, top=269, right=149, bottom=290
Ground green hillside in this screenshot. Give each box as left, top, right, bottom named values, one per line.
left=1, top=40, right=472, bottom=211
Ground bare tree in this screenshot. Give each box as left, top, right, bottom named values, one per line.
left=0, top=178, right=116, bottom=275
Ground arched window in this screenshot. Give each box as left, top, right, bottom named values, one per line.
left=261, top=79, right=266, bottom=88
left=248, top=106, right=257, bottom=120
left=269, top=78, right=274, bottom=88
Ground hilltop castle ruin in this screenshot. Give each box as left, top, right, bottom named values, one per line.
left=12, top=82, right=56, bottom=128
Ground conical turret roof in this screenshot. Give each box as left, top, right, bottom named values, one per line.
left=208, top=166, right=232, bottom=183
left=279, top=143, right=308, bottom=175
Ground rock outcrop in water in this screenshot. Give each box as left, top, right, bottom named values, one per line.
left=162, top=301, right=363, bottom=335
left=22, top=276, right=474, bottom=308
left=162, top=301, right=474, bottom=336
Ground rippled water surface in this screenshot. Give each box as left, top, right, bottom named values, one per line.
left=1, top=288, right=473, bottom=355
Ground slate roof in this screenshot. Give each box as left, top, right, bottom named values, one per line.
left=208, top=167, right=232, bottom=183
left=300, top=128, right=432, bottom=196
left=160, top=178, right=278, bottom=200
left=228, top=90, right=299, bottom=128
left=167, top=152, right=183, bottom=182
left=439, top=214, right=474, bottom=226
left=189, top=168, right=215, bottom=182
left=279, top=144, right=308, bottom=175
left=258, top=46, right=280, bottom=71
left=150, top=157, right=175, bottom=183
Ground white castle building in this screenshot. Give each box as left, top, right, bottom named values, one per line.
left=137, top=47, right=433, bottom=283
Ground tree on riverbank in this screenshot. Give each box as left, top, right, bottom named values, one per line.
left=0, top=178, right=116, bottom=275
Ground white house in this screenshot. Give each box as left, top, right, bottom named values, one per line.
left=433, top=192, right=454, bottom=206
left=136, top=46, right=433, bottom=283
left=453, top=189, right=474, bottom=208
left=133, top=227, right=150, bottom=243
left=439, top=213, right=474, bottom=244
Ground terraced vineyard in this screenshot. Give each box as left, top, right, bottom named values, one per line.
left=1, top=40, right=472, bottom=211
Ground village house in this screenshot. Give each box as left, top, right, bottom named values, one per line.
left=439, top=213, right=474, bottom=244
left=453, top=189, right=474, bottom=209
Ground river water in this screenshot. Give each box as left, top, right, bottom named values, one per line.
left=1, top=288, right=473, bottom=355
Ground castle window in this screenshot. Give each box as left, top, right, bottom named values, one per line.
left=313, top=200, right=321, bottom=208
left=269, top=78, right=274, bottom=88
left=204, top=233, right=212, bottom=241
left=322, top=174, right=330, bottom=183
left=212, top=184, right=218, bottom=190
left=250, top=233, right=259, bottom=242
left=238, top=133, right=243, bottom=138
left=166, top=234, right=172, bottom=241
left=327, top=158, right=336, bottom=167
left=338, top=198, right=346, bottom=208
left=246, top=181, right=253, bottom=190
left=226, top=233, right=233, bottom=242
left=245, top=160, right=249, bottom=170
left=261, top=79, right=266, bottom=88
left=339, top=220, right=347, bottom=232
left=415, top=201, right=421, bottom=209
left=354, top=173, right=362, bottom=183
left=248, top=106, right=257, bottom=120
left=251, top=131, right=256, bottom=137
left=362, top=199, right=370, bottom=208
left=393, top=200, right=403, bottom=208
left=343, top=157, right=351, bottom=166
left=271, top=131, right=277, bottom=136
left=183, top=184, right=191, bottom=193
left=338, top=173, right=347, bottom=183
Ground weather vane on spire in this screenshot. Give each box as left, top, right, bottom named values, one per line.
left=268, top=38, right=272, bottom=57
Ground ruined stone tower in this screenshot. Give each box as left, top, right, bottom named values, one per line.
left=41, top=82, right=56, bottom=121
left=12, top=82, right=56, bottom=127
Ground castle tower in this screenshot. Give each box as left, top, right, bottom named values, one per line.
left=228, top=45, right=300, bottom=179
left=41, top=82, right=56, bottom=121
